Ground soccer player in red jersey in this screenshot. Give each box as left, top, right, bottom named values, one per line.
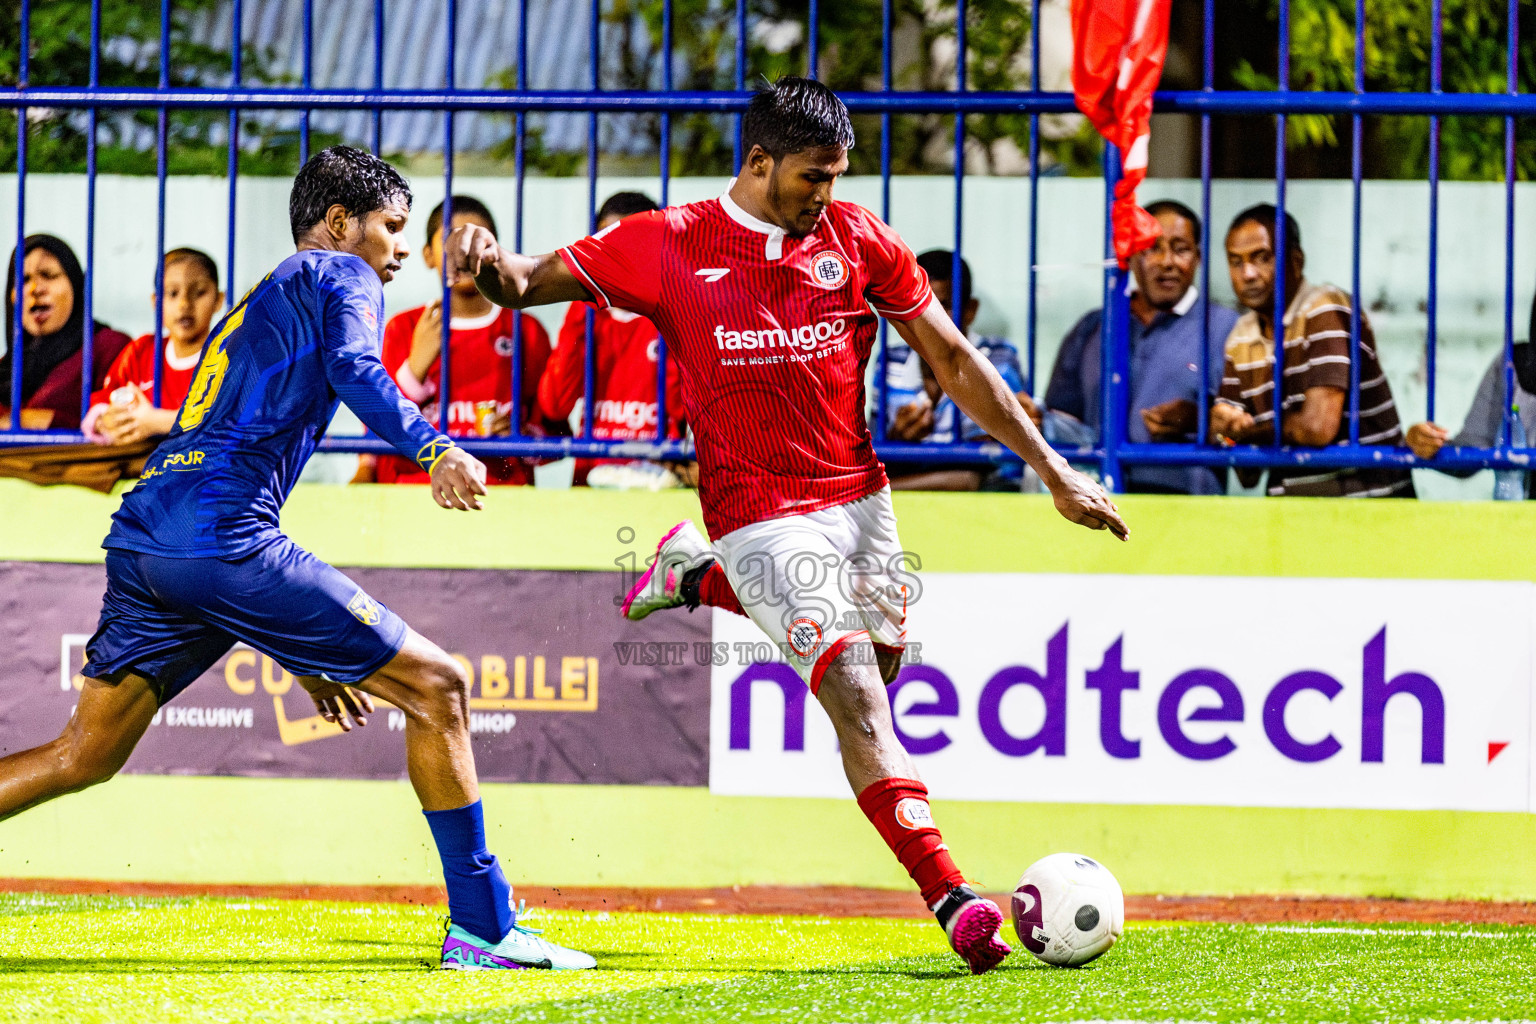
left=364, top=195, right=551, bottom=485
left=83, top=248, right=223, bottom=446
left=447, top=78, right=1128, bottom=975
left=538, top=191, right=686, bottom=485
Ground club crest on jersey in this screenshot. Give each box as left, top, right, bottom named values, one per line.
left=493, top=334, right=514, bottom=357
left=809, top=250, right=848, bottom=289
left=347, top=591, right=382, bottom=626
left=894, top=797, right=935, bottom=830
left=787, top=617, right=824, bottom=658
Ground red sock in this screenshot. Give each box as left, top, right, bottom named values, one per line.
left=698, top=562, right=746, bottom=617
left=856, top=777, right=966, bottom=907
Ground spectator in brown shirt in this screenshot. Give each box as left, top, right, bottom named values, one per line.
left=1208, top=204, right=1414, bottom=497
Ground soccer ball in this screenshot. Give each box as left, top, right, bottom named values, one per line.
left=1010, top=852, right=1125, bottom=966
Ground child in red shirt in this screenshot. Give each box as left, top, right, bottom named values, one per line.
left=365, top=196, right=550, bottom=485
left=84, top=247, right=223, bottom=445
left=537, top=192, right=688, bottom=486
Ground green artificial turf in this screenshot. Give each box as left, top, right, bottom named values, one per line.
left=0, top=893, right=1532, bottom=1023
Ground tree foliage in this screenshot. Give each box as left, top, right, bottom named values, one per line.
left=1230, top=0, right=1536, bottom=180
left=570, top=0, right=1099, bottom=177
left=1, top=0, right=313, bottom=175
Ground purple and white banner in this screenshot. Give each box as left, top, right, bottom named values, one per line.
left=709, top=574, right=1536, bottom=813
left=0, top=561, right=709, bottom=785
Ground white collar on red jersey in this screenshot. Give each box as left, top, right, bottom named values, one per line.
left=163, top=338, right=202, bottom=371
left=719, top=182, right=787, bottom=262
left=449, top=306, right=502, bottom=330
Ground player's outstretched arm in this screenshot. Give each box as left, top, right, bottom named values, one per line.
left=317, top=262, right=490, bottom=511
left=892, top=300, right=1129, bottom=541
left=444, top=224, right=592, bottom=310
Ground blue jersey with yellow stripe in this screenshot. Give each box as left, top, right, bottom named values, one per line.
left=106, top=249, right=452, bottom=558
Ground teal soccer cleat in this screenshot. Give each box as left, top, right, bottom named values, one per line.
left=440, top=908, right=597, bottom=970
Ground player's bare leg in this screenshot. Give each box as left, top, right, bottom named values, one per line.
left=353, top=629, right=478, bottom=810
left=816, top=643, right=1011, bottom=975
left=0, top=673, right=159, bottom=822
left=814, top=647, right=914, bottom=793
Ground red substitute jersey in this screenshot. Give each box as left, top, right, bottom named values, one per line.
left=560, top=193, right=932, bottom=538
left=377, top=305, right=551, bottom=485
left=540, top=303, right=686, bottom=485
left=82, top=333, right=200, bottom=440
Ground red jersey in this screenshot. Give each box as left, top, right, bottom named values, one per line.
left=560, top=193, right=932, bottom=538
left=539, top=303, right=686, bottom=485
left=81, top=333, right=200, bottom=440
left=376, top=305, right=550, bottom=485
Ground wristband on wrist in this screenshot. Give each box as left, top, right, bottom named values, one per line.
left=415, top=437, right=457, bottom=474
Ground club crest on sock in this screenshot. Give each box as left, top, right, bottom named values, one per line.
left=894, top=797, right=934, bottom=830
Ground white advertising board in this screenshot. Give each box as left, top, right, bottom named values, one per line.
left=709, top=574, right=1534, bottom=812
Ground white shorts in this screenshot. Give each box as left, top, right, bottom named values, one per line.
left=713, top=487, right=912, bottom=693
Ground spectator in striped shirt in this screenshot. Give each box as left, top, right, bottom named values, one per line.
left=1209, top=204, right=1414, bottom=498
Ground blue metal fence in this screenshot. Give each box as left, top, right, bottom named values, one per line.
left=4, top=1, right=1533, bottom=487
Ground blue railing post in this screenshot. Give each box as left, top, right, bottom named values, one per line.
left=1026, top=0, right=1042, bottom=397
left=581, top=0, right=601, bottom=444
left=81, top=0, right=101, bottom=425
left=227, top=0, right=243, bottom=308
left=1272, top=0, right=1290, bottom=454
left=733, top=0, right=746, bottom=168
left=1100, top=145, right=1127, bottom=493
left=1426, top=0, right=1443, bottom=424
left=876, top=0, right=894, bottom=443
left=655, top=0, right=674, bottom=442
left=808, top=0, right=820, bottom=80
left=11, top=0, right=29, bottom=431
left=372, top=0, right=384, bottom=152
left=438, top=0, right=457, bottom=438
left=508, top=0, right=528, bottom=442
left=300, top=0, right=313, bottom=164
left=1196, top=0, right=1214, bottom=456
left=951, top=0, right=966, bottom=329
left=1347, top=0, right=1364, bottom=446
left=1501, top=0, right=1519, bottom=448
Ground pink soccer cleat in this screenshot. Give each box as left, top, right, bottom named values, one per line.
left=621, top=520, right=713, bottom=621
left=939, top=887, right=1012, bottom=975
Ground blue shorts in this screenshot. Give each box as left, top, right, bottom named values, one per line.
left=82, top=537, right=408, bottom=705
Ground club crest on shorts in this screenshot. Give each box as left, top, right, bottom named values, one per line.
left=347, top=590, right=382, bottom=626
left=787, top=617, right=824, bottom=658
left=808, top=250, right=848, bottom=289
left=894, top=797, right=934, bottom=830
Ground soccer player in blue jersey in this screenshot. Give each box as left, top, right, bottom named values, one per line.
left=0, top=147, right=592, bottom=972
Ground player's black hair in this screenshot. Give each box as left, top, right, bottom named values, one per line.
left=1228, top=203, right=1302, bottom=254
left=741, top=76, right=855, bottom=161
left=288, top=145, right=413, bottom=243
left=163, top=247, right=219, bottom=289
left=916, top=249, right=973, bottom=308
left=1144, top=199, right=1201, bottom=242
left=427, top=195, right=498, bottom=244
left=596, top=191, right=659, bottom=225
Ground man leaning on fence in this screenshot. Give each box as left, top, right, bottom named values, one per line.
left=1406, top=291, right=1536, bottom=499
left=1037, top=200, right=1238, bottom=495
left=1209, top=204, right=1414, bottom=498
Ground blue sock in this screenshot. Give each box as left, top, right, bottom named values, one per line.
left=423, top=799, right=515, bottom=943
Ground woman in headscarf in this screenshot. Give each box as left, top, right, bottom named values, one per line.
left=2, top=234, right=131, bottom=431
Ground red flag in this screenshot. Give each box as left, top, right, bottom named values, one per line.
left=1070, top=0, right=1172, bottom=267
